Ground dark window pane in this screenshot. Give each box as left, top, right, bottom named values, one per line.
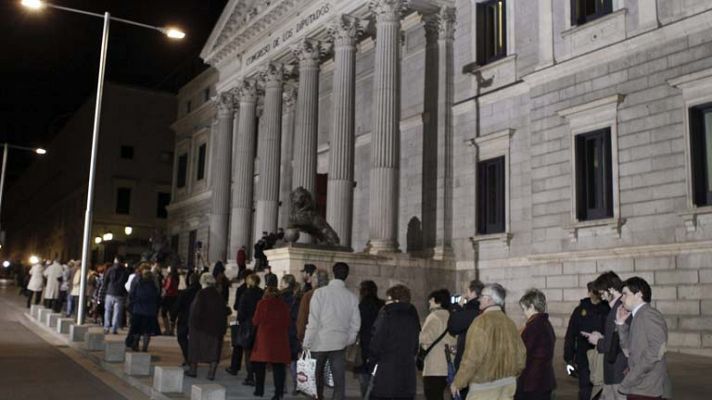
left=575, top=128, right=613, bottom=220
left=120, top=145, right=134, bottom=160
left=197, top=144, right=207, bottom=181
left=477, top=156, right=505, bottom=234
left=204, top=88, right=211, bottom=102
left=170, top=234, right=179, bottom=254
left=690, top=104, right=712, bottom=206
left=572, top=0, right=613, bottom=26
left=477, top=0, right=507, bottom=66
left=177, top=153, right=188, bottom=188
left=116, top=188, right=131, bottom=215
left=157, top=192, right=170, bottom=219
left=186, top=101, right=192, bottom=114
left=187, top=230, right=197, bottom=268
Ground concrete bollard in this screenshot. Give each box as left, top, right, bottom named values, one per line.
left=84, top=331, right=105, bottom=351
left=124, top=352, right=151, bottom=376
left=47, top=313, right=62, bottom=328
left=57, top=318, right=74, bottom=334
left=30, top=305, right=43, bottom=319
left=104, top=341, right=125, bottom=362
left=191, top=384, right=225, bottom=400
left=153, top=366, right=184, bottom=393
left=38, top=308, right=52, bottom=324
left=69, top=324, right=89, bottom=342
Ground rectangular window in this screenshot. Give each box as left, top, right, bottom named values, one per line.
left=196, top=143, right=207, bottom=181
left=116, top=188, right=131, bottom=215
left=170, top=234, right=179, bottom=254
left=690, top=103, right=712, bottom=207
left=157, top=192, right=170, bottom=219
left=571, top=0, right=613, bottom=26
left=176, top=153, right=188, bottom=188
left=477, top=156, right=506, bottom=234
left=120, top=145, right=134, bottom=160
left=203, top=88, right=211, bottom=102
left=476, top=0, right=507, bottom=66
left=575, top=128, right=613, bottom=221
left=187, top=230, right=197, bottom=268
left=186, top=100, right=192, bottom=114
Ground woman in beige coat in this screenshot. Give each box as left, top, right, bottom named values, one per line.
left=419, top=289, right=457, bottom=400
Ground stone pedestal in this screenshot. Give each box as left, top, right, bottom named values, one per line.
left=153, top=366, right=184, bottom=393
left=30, top=304, right=43, bottom=319
left=124, top=352, right=151, bottom=376
left=57, top=318, right=74, bottom=334
left=104, top=341, right=125, bottom=362
left=84, top=331, right=105, bottom=351
left=69, top=324, right=89, bottom=342
left=191, top=384, right=226, bottom=400
left=38, top=308, right=52, bottom=324
left=47, top=313, right=62, bottom=328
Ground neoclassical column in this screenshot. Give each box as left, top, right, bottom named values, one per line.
left=326, top=15, right=360, bottom=248
left=255, top=63, right=284, bottom=236
left=208, top=91, right=237, bottom=263
left=228, top=80, right=258, bottom=260
left=433, top=7, right=456, bottom=260
left=367, top=0, right=402, bottom=254
left=278, top=85, right=298, bottom=230
left=291, top=39, right=321, bottom=196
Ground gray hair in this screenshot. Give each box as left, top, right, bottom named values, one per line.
left=482, top=283, right=506, bottom=307
left=315, top=270, right=329, bottom=288
left=519, top=289, right=547, bottom=313
left=199, top=272, right=216, bottom=288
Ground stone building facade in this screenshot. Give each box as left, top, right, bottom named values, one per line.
left=183, top=0, right=712, bottom=354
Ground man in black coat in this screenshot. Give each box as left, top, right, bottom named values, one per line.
left=447, top=279, right=484, bottom=400
left=103, top=256, right=129, bottom=334
left=236, top=275, right=264, bottom=386
left=564, top=282, right=610, bottom=400
left=226, top=269, right=252, bottom=375
left=172, top=273, right=201, bottom=366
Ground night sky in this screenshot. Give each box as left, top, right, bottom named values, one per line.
left=0, top=0, right=228, bottom=187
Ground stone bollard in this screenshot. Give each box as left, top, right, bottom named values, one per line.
left=191, top=384, right=225, bottom=400
left=124, top=352, right=151, bottom=376
left=30, top=305, right=43, bottom=319
left=38, top=308, right=52, bottom=324
left=84, top=331, right=105, bottom=351
left=104, top=341, right=125, bottom=362
left=47, top=313, right=62, bottom=329
left=57, top=318, right=74, bottom=334
left=69, top=324, right=89, bottom=342
left=153, top=366, right=184, bottom=393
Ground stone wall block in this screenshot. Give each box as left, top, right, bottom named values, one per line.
left=668, top=332, right=702, bottom=348
left=563, top=260, right=597, bottom=275
left=680, top=317, right=712, bottom=331
left=676, top=253, right=712, bottom=269
left=678, top=285, right=712, bottom=300
left=546, top=275, right=578, bottom=289
left=655, top=270, right=699, bottom=285
left=635, top=256, right=675, bottom=271
left=654, top=300, right=700, bottom=315
left=597, top=258, right=634, bottom=273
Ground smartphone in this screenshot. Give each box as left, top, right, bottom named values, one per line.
left=451, top=294, right=462, bottom=304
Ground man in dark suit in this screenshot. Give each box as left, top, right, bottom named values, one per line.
left=615, top=277, right=672, bottom=400
left=583, top=271, right=629, bottom=400
left=447, top=279, right=484, bottom=400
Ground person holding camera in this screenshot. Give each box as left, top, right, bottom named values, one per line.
left=420, top=289, right=456, bottom=400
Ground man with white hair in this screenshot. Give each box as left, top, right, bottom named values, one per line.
left=450, top=283, right=526, bottom=400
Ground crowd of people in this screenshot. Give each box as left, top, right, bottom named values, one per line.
left=16, top=254, right=672, bottom=400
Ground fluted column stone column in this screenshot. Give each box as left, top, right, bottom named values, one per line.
left=367, top=0, right=402, bottom=254
left=326, top=15, right=360, bottom=249
left=255, top=63, right=284, bottom=236
left=278, top=85, right=298, bottom=230
left=228, top=80, right=258, bottom=260
left=208, top=91, right=237, bottom=263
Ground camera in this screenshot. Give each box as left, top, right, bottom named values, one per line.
left=451, top=294, right=462, bottom=304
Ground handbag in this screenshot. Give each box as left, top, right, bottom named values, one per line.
left=236, top=320, right=256, bottom=348
left=296, top=350, right=318, bottom=397
left=416, top=329, right=448, bottom=371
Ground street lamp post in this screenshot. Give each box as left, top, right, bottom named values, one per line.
left=0, top=143, right=47, bottom=238
left=21, top=0, right=185, bottom=325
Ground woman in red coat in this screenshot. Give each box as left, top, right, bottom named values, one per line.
left=251, top=280, right=291, bottom=399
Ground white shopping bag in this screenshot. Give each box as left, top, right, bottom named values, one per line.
left=297, top=350, right=318, bottom=397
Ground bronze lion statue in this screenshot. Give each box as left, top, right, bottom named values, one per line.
left=288, top=187, right=340, bottom=246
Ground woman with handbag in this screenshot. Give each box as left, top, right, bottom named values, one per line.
left=251, top=275, right=291, bottom=399
left=368, top=284, right=421, bottom=400
left=419, top=289, right=456, bottom=400
left=236, top=273, right=264, bottom=386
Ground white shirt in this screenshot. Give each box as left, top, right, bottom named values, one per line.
left=303, top=279, right=361, bottom=352
left=631, top=302, right=646, bottom=317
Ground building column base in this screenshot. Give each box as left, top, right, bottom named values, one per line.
left=365, top=239, right=400, bottom=255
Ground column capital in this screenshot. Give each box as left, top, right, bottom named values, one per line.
left=438, top=7, right=456, bottom=41
left=328, top=15, right=362, bottom=47
left=422, top=13, right=440, bottom=44
left=292, top=39, right=322, bottom=66
left=259, top=62, right=284, bottom=89
left=235, top=79, right=258, bottom=104
left=217, top=91, right=238, bottom=115
left=369, top=0, right=403, bottom=21
left=282, top=84, right=298, bottom=109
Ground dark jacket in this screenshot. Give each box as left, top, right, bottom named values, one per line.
left=369, top=302, right=421, bottom=398
left=237, top=286, right=264, bottom=324
left=128, top=278, right=160, bottom=316
left=564, top=297, right=609, bottom=368
left=104, top=263, right=129, bottom=297
left=517, top=313, right=556, bottom=395
left=597, top=298, right=630, bottom=384
left=173, top=282, right=200, bottom=330
left=189, top=286, right=228, bottom=337
left=447, top=299, right=480, bottom=369
left=359, top=295, right=385, bottom=367
left=281, top=290, right=301, bottom=359
left=233, top=282, right=247, bottom=311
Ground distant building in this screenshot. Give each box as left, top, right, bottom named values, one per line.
left=4, top=83, right=176, bottom=264
left=166, top=68, right=218, bottom=270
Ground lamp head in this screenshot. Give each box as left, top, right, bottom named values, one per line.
left=163, top=27, right=186, bottom=40
left=21, top=0, right=43, bottom=10
left=35, top=148, right=47, bottom=155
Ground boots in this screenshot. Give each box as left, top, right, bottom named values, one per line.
left=184, top=363, right=198, bottom=378
left=141, top=335, right=150, bottom=352
left=207, top=362, right=218, bottom=381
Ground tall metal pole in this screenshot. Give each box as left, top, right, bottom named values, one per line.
left=77, top=12, right=110, bottom=325
left=0, top=143, right=9, bottom=237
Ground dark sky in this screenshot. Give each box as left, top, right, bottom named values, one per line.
left=0, top=0, right=228, bottom=186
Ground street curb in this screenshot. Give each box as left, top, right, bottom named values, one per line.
left=22, top=312, right=181, bottom=400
